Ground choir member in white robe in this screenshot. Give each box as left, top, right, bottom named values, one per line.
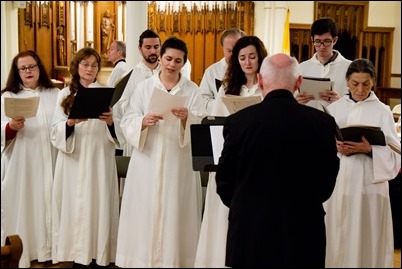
left=295, top=18, right=352, bottom=111
left=324, top=58, right=401, bottom=268
left=194, top=36, right=267, bottom=268
left=113, top=30, right=161, bottom=157
left=1, top=50, right=59, bottom=268
left=199, top=28, right=245, bottom=115
left=114, top=30, right=192, bottom=157
left=50, top=48, right=120, bottom=267
left=106, top=40, right=127, bottom=87
left=115, top=37, right=205, bottom=268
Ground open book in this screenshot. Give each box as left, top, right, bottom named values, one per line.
left=221, top=94, right=262, bottom=114
left=299, top=76, right=334, bottom=99
left=4, top=96, right=40, bottom=118
left=322, top=104, right=386, bottom=145
left=340, top=125, right=386, bottom=145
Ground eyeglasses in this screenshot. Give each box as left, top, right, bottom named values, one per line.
left=18, top=64, right=38, bottom=72
left=312, top=39, right=334, bottom=47
left=79, top=62, right=99, bottom=69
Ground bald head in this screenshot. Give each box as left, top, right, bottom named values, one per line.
left=258, top=53, right=302, bottom=96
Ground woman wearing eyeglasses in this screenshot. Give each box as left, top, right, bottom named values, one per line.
left=1, top=50, right=59, bottom=268
left=295, top=17, right=352, bottom=110
left=50, top=47, right=120, bottom=268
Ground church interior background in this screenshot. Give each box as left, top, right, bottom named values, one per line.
left=13, top=0, right=400, bottom=106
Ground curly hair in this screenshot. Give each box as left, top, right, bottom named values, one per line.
left=223, top=36, right=268, bottom=95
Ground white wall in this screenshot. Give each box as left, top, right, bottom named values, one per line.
left=1, top=2, right=20, bottom=89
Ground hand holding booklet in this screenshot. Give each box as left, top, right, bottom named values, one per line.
left=148, top=88, right=188, bottom=121
left=299, top=76, right=334, bottom=99
left=69, top=87, right=115, bottom=119
left=4, top=96, right=40, bottom=118
left=321, top=105, right=386, bottom=145
left=340, top=125, right=386, bottom=146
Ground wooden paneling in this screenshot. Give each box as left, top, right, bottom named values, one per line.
left=18, top=1, right=53, bottom=78
left=361, top=28, right=394, bottom=87
left=375, top=87, right=401, bottom=107
left=17, top=1, right=253, bottom=84
left=147, top=1, right=254, bottom=85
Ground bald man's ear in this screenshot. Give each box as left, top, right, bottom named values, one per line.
left=257, top=73, right=264, bottom=89
left=295, top=75, right=303, bottom=91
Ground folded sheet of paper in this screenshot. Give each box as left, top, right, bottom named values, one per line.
left=4, top=96, right=40, bottom=118
left=300, top=76, right=334, bottom=99
left=148, top=88, right=188, bottom=121
left=221, top=94, right=262, bottom=114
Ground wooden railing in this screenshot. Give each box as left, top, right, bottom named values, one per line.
left=375, top=87, right=401, bottom=106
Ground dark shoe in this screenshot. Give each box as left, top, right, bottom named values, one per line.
left=89, top=260, right=108, bottom=268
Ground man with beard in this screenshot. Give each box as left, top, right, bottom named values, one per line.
left=113, top=29, right=162, bottom=156
left=114, top=30, right=192, bottom=156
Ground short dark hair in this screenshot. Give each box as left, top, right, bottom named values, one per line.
left=346, top=58, right=377, bottom=83
left=160, top=36, right=188, bottom=64
left=310, top=17, right=338, bottom=38
left=139, top=29, right=160, bottom=47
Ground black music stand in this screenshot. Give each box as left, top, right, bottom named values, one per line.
left=190, top=116, right=226, bottom=172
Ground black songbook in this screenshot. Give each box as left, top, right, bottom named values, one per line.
left=110, top=70, right=133, bottom=107
left=340, top=125, right=386, bottom=146
left=321, top=104, right=385, bottom=145
left=215, top=79, right=222, bottom=92
left=69, top=87, right=115, bottom=119
left=190, top=116, right=226, bottom=172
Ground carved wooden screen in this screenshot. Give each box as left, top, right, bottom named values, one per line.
left=361, top=28, right=394, bottom=88
left=147, top=1, right=254, bottom=85
left=18, top=1, right=54, bottom=78
left=290, top=24, right=312, bottom=63
left=289, top=1, right=394, bottom=87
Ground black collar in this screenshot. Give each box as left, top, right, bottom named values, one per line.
left=114, top=59, right=126, bottom=67
left=323, top=51, right=338, bottom=66
left=348, top=92, right=371, bottom=102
